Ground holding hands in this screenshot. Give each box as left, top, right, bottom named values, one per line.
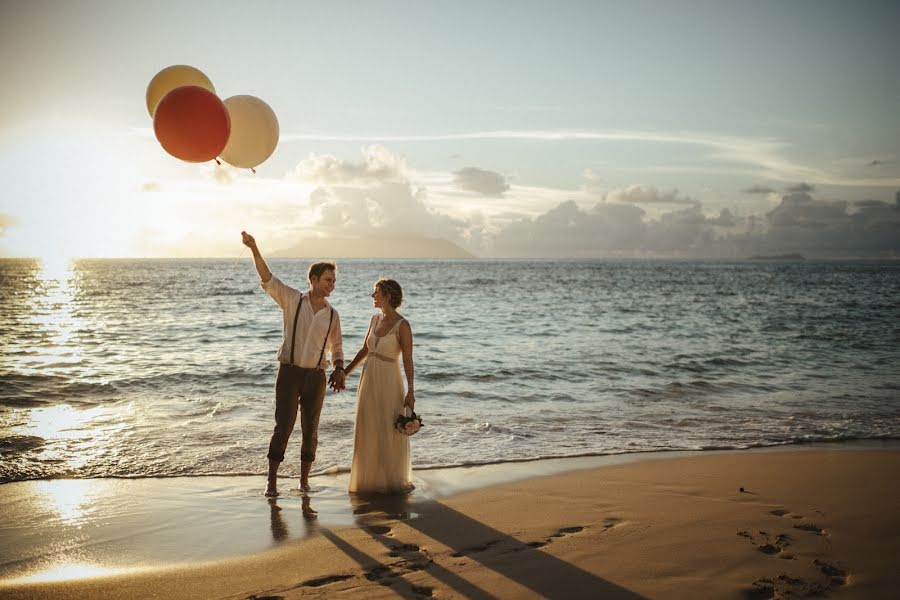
left=329, top=367, right=347, bottom=392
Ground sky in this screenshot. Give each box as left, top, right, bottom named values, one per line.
left=1, top=0, right=899, bottom=259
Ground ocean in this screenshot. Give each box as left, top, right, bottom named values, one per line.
left=1, top=258, right=899, bottom=484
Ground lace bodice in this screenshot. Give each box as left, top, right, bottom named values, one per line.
left=366, top=316, right=404, bottom=362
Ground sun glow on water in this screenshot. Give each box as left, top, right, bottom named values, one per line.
left=19, top=257, right=83, bottom=369
left=31, top=479, right=101, bottom=525
left=36, top=252, right=76, bottom=282
left=11, top=563, right=131, bottom=584
left=19, top=404, right=102, bottom=441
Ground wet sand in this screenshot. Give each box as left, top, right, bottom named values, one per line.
left=1, top=446, right=898, bottom=599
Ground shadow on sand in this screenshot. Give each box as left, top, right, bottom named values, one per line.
left=310, top=492, right=648, bottom=600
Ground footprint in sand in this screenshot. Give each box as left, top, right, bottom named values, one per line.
left=745, top=578, right=776, bottom=599
left=769, top=507, right=805, bottom=520
left=793, top=522, right=826, bottom=536
left=365, top=525, right=393, bottom=536
left=520, top=524, right=589, bottom=552
left=388, top=543, right=433, bottom=572
left=410, top=585, right=434, bottom=597
left=551, top=525, right=586, bottom=537
left=770, top=507, right=828, bottom=537
left=603, top=517, right=621, bottom=530
left=814, top=559, right=848, bottom=585
left=741, top=506, right=849, bottom=598
left=300, top=574, right=353, bottom=588
left=736, top=530, right=794, bottom=559
left=365, top=564, right=400, bottom=586
left=388, top=542, right=420, bottom=557
left=746, top=566, right=846, bottom=599
left=363, top=550, right=433, bottom=591
left=451, top=539, right=502, bottom=557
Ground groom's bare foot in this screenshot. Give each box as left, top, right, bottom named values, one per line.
left=265, top=480, right=278, bottom=497
left=298, top=481, right=311, bottom=493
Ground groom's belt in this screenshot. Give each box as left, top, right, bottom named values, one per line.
left=280, top=362, right=324, bottom=371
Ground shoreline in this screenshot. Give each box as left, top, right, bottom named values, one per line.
left=2, top=442, right=899, bottom=598
left=5, top=435, right=897, bottom=485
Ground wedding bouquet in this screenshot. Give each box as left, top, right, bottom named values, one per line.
left=395, top=410, right=423, bottom=436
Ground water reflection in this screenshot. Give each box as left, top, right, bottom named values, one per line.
left=267, top=494, right=320, bottom=544
left=350, top=492, right=413, bottom=523
left=20, top=404, right=103, bottom=441
left=32, top=479, right=103, bottom=526
left=268, top=498, right=289, bottom=542
left=10, top=257, right=85, bottom=374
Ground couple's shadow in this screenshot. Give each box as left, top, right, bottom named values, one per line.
left=268, top=490, right=645, bottom=599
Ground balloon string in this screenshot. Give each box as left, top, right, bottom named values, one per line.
left=251, top=168, right=256, bottom=174
left=215, top=158, right=221, bottom=166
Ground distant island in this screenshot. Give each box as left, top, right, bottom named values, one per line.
left=272, top=235, right=474, bottom=259
left=748, top=253, right=806, bottom=260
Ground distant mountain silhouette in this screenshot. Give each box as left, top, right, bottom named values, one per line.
left=748, top=253, right=806, bottom=260
left=271, top=235, right=474, bottom=259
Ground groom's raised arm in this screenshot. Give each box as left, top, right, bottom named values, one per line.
left=241, top=231, right=272, bottom=284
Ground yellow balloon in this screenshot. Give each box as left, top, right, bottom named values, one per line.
left=219, top=95, right=279, bottom=170
left=145, top=65, right=215, bottom=117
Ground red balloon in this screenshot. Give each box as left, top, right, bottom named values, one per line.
left=153, top=85, right=231, bottom=163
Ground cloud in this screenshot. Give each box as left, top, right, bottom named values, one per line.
left=492, top=200, right=647, bottom=257
left=707, top=208, right=736, bottom=227
left=747, top=191, right=900, bottom=256
left=489, top=190, right=900, bottom=258
left=853, top=199, right=889, bottom=209
left=453, top=167, right=510, bottom=196
left=785, top=182, right=815, bottom=193
left=581, top=168, right=605, bottom=191
left=295, top=145, right=407, bottom=186
left=295, top=147, right=471, bottom=245
left=742, top=185, right=777, bottom=195
left=0, top=213, right=12, bottom=236
left=605, top=185, right=699, bottom=206
left=280, top=129, right=900, bottom=188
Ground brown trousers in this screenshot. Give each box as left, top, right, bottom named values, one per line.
left=267, top=363, right=326, bottom=463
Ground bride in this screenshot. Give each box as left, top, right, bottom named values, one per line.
left=344, top=278, right=416, bottom=494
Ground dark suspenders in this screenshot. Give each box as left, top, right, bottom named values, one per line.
left=289, top=295, right=334, bottom=370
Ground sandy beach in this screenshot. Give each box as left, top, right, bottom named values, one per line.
left=1, top=445, right=898, bottom=599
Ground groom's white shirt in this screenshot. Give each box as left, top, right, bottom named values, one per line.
left=261, top=276, right=344, bottom=370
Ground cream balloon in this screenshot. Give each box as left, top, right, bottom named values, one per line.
left=219, top=95, right=279, bottom=170
left=146, top=65, right=215, bottom=117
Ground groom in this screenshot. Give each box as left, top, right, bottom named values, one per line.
left=242, top=231, right=347, bottom=496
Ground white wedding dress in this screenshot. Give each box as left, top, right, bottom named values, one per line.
left=348, top=316, right=413, bottom=494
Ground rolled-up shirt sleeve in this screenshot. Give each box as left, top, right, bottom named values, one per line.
left=328, top=311, right=344, bottom=367
left=260, top=275, right=297, bottom=309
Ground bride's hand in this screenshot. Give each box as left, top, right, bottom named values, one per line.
left=404, top=390, right=416, bottom=411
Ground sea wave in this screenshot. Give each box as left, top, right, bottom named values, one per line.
left=0, top=374, right=120, bottom=406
